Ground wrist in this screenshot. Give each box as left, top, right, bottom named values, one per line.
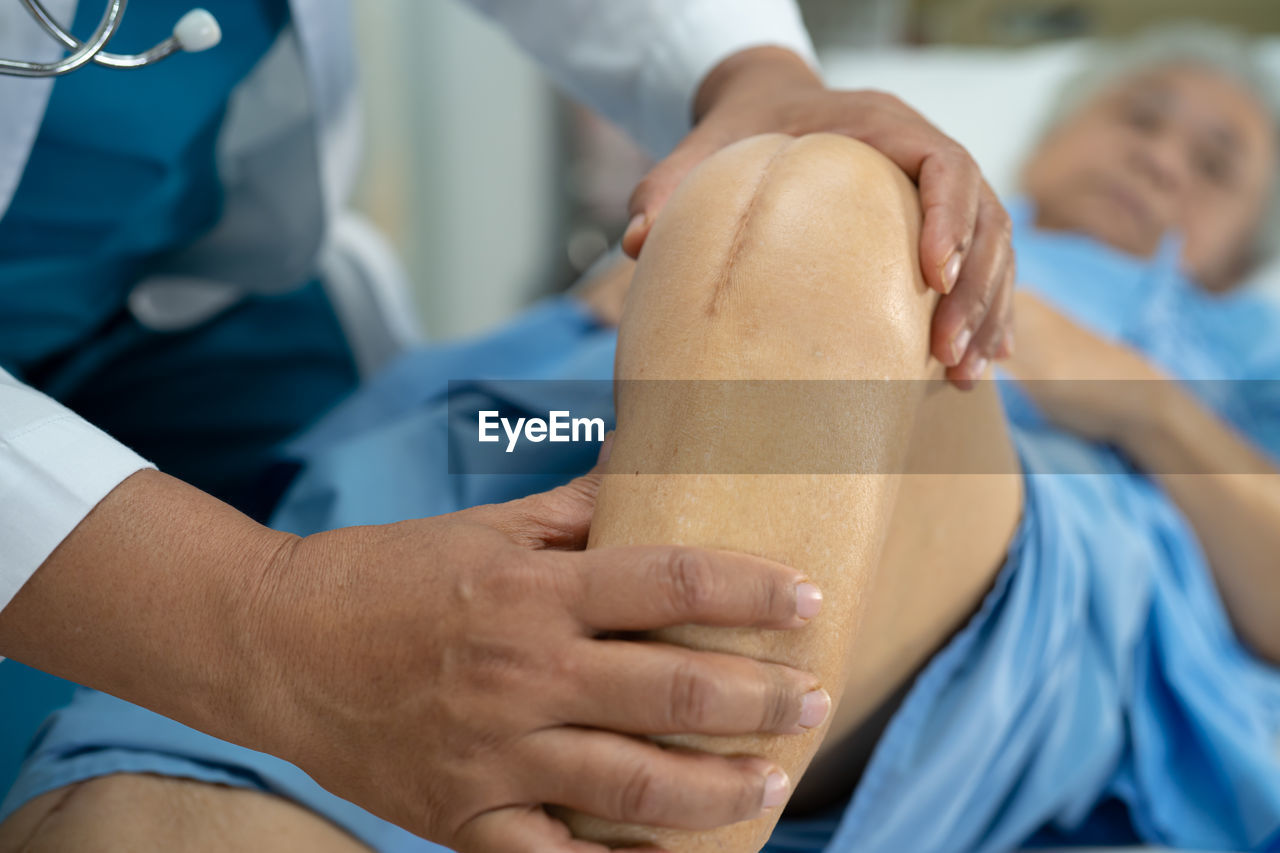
left=111, top=474, right=303, bottom=756
left=213, top=524, right=318, bottom=763
left=1109, top=377, right=1182, bottom=451
left=0, top=469, right=302, bottom=759
left=693, top=46, right=823, bottom=124
left=207, top=523, right=305, bottom=754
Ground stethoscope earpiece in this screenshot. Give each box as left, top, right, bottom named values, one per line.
left=174, top=9, right=223, bottom=54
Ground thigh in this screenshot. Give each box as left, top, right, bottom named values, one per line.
left=837, top=380, right=1024, bottom=735
left=0, top=774, right=371, bottom=853
left=797, top=381, right=1023, bottom=810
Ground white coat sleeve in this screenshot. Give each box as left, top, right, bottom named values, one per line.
left=457, top=0, right=818, bottom=157
left=0, top=368, right=154, bottom=613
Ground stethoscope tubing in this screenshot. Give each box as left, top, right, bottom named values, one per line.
left=20, top=0, right=183, bottom=70
left=0, top=0, right=127, bottom=77
left=0, top=0, right=216, bottom=78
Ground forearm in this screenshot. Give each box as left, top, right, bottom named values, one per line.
left=692, top=45, right=821, bottom=123
left=1115, top=383, right=1280, bottom=662
left=0, top=469, right=294, bottom=751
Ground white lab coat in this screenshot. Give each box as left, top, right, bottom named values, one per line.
left=0, top=0, right=816, bottom=611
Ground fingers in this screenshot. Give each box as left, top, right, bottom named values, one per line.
left=930, top=195, right=1015, bottom=384
left=916, top=145, right=981, bottom=296
left=908, top=134, right=1015, bottom=388
left=947, top=261, right=1015, bottom=389
left=557, top=639, right=829, bottom=736
left=481, top=431, right=616, bottom=551
left=561, top=545, right=823, bottom=630
left=524, top=728, right=790, bottom=830
left=459, top=805, right=667, bottom=853
left=477, top=474, right=599, bottom=550
left=623, top=129, right=723, bottom=258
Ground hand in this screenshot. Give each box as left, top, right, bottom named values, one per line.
left=1001, top=291, right=1166, bottom=442
left=248, top=458, right=828, bottom=852
left=622, top=46, right=1015, bottom=389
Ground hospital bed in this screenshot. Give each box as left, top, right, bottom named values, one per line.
left=319, top=210, right=423, bottom=377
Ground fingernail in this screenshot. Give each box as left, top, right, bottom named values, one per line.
left=762, top=769, right=790, bottom=810
left=624, top=212, right=646, bottom=243
left=798, top=689, right=831, bottom=729
left=598, top=430, right=615, bottom=464
left=1000, top=331, right=1015, bottom=358
left=969, top=356, right=989, bottom=379
left=949, top=327, right=972, bottom=366
left=942, top=251, right=962, bottom=294
left=795, top=582, right=823, bottom=620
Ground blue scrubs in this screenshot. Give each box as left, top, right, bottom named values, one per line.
left=0, top=1, right=359, bottom=794
left=5, top=204, right=1280, bottom=851
left=0, top=0, right=358, bottom=513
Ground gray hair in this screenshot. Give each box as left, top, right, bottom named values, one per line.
left=1042, top=22, right=1280, bottom=269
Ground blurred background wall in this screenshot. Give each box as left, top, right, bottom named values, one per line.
left=349, top=1, right=562, bottom=339
left=349, top=0, right=1280, bottom=340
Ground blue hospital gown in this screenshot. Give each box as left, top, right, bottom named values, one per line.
left=5, top=203, right=1280, bottom=851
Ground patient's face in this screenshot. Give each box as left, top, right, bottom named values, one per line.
left=1022, top=64, right=1277, bottom=290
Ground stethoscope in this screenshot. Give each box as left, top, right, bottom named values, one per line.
left=0, top=0, right=221, bottom=78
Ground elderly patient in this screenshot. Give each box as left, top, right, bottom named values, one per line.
left=3, top=25, right=1280, bottom=853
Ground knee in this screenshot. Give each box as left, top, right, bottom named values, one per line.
left=623, top=133, right=935, bottom=381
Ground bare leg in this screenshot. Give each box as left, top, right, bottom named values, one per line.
left=566, top=133, right=1022, bottom=850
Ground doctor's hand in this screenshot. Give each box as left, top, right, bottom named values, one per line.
left=622, top=46, right=1014, bottom=389
left=0, top=466, right=825, bottom=853
left=247, top=463, right=827, bottom=850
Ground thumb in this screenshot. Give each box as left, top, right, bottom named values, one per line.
left=623, top=130, right=723, bottom=258
left=502, top=432, right=614, bottom=550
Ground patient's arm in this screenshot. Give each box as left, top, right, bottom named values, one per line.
left=1005, top=291, right=1280, bottom=665
left=565, top=133, right=1021, bottom=850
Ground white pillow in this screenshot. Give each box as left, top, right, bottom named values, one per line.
left=820, top=39, right=1280, bottom=298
